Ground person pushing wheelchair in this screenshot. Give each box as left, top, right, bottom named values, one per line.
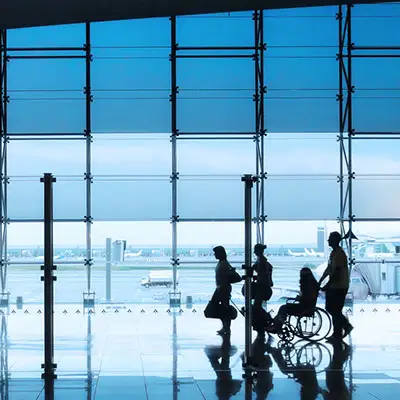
left=318, top=231, right=353, bottom=342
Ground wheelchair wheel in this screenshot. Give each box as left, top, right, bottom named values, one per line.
left=312, top=307, right=332, bottom=341
left=278, top=322, right=294, bottom=342
left=296, top=341, right=332, bottom=372
left=296, top=309, right=323, bottom=340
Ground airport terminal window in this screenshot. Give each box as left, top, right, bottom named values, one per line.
left=2, top=6, right=400, bottom=308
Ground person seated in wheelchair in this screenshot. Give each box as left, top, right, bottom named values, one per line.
left=272, top=267, right=319, bottom=332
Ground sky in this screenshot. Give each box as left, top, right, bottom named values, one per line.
left=2, top=4, right=400, bottom=247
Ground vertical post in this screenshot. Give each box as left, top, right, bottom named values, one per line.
left=105, top=237, right=112, bottom=302
left=0, top=30, right=8, bottom=302
left=242, top=174, right=255, bottom=370
left=254, top=10, right=266, bottom=244
left=84, top=22, right=93, bottom=297
left=346, top=4, right=354, bottom=274
left=337, top=5, right=345, bottom=239
left=170, top=16, right=179, bottom=292
left=41, top=173, right=57, bottom=380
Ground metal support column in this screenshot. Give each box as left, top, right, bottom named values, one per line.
left=254, top=10, right=266, bottom=244
left=242, top=174, right=256, bottom=371
left=84, top=22, right=94, bottom=306
left=337, top=5, right=355, bottom=272
left=170, top=16, right=179, bottom=297
left=41, top=173, right=57, bottom=380
left=0, top=30, right=9, bottom=307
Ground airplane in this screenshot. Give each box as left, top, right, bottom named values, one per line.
left=305, top=249, right=325, bottom=258
left=124, top=249, right=143, bottom=258
left=287, top=249, right=309, bottom=257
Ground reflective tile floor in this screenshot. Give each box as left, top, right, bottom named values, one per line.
left=2, top=303, right=400, bottom=399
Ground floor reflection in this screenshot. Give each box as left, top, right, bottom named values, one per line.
left=204, top=335, right=243, bottom=399
left=0, top=305, right=398, bottom=399
left=0, top=314, right=8, bottom=400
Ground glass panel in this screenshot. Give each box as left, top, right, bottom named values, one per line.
left=352, top=7, right=400, bottom=46
left=92, top=177, right=171, bottom=221
left=177, top=222, right=258, bottom=306
left=177, top=139, right=255, bottom=175
left=92, top=98, right=170, bottom=133
left=8, top=140, right=85, bottom=176
left=91, top=18, right=170, bottom=47
left=178, top=98, right=254, bottom=133
left=353, top=176, right=400, bottom=218
left=265, top=176, right=339, bottom=220
left=263, top=221, right=336, bottom=302
left=266, top=56, right=337, bottom=90
left=353, top=139, right=400, bottom=175
left=177, top=58, right=253, bottom=91
left=177, top=13, right=254, bottom=46
left=266, top=133, right=339, bottom=174
left=92, top=56, right=169, bottom=91
left=353, top=97, right=400, bottom=134
left=177, top=58, right=254, bottom=133
left=8, top=176, right=86, bottom=220
left=265, top=98, right=337, bottom=133
left=178, top=176, right=245, bottom=219
left=264, top=7, right=337, bottom=46
left=8, top=178, right=43, bottom=219
left=8, top=59, right=85, bottom=134
left=7, top=222, right=44, bottom=262
left=54, top=223, right=87, bottom=304
left=91, top=221, right=171, bottom=304
left=92, top=134, right=170, bottom=175
left=6, top=223, right=86, bottom=306
left=350, top=221, right=400, bottom=303
left=7, top=23, right=85, bottom=47
left=8, top=100, right=85, bottom=134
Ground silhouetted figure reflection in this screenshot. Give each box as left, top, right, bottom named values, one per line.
left=250, top=336, right=274, bottom=400
left=322, top=341, right=352, bottom=400
left=213, top=246, right=232, bottom=336
left=267, top=341, right=326, bottom=400
left=204, top=335, right=242, bottom=400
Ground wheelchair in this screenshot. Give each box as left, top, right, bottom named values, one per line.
left=276, top=298, right=332, bottom=343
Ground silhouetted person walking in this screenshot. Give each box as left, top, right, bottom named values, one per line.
left=252, top=244, right=274, bottom=337
left=213, top=246, right=232, bottom=336
left=253, top=244, right=273, bottom=310
left=319, top=232, right=353, bottom=341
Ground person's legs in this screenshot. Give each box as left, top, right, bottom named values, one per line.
left=274, top=303, right=303, bottom=331
left=220, top=294, right=231, bottom=334
left=326, top=289, right=347, bottom=339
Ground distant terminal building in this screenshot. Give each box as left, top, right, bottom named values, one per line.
left=112, top=240, right=127, bottom=263
left=317, top=227, right=325, bottom=253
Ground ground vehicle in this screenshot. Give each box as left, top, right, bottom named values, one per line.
left=140, top=270, right=178, bottom=288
